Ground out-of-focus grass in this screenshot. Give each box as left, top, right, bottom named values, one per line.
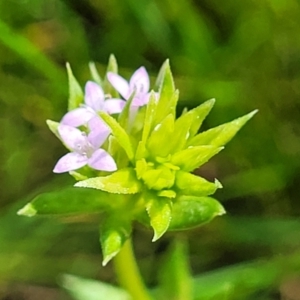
left=0, top=0, right=300, bottom=298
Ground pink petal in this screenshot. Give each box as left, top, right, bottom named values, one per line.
left=107, top=72, right=130, bottom=99
left=88, top=117, right=111, bottom=148
left=88, top=149, right=117, bottom=171
left=103, top=99, right=126, bottom=114
left=129, top=67, right=149, bottom=94
left=61, top=108, right=95, bottom=127
left=85, top=81, right=105, bottom=111
left=58, top=124, right=87, bottom=150
left=53, top=152, right=87, bottom=173
left=132, top=94, right=150, bottom=107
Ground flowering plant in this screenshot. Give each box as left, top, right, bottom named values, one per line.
left=18, top=55, right=256, bottom=300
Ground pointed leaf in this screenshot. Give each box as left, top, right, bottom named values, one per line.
left=46, top=119, right=60, bottom=139
left=99, top=111, right=134, bottom=161
left=188, top=110, right=258, bottom=147
left=171, top=145, right=223, bottom=172
left=154, top=60, right=177, bottom=124
left=146, top=195, right=172, bottom=241
left=66, top=63, right=84, bottom=111
left=182, top=98, right=215, bottom=139
left=181, top=107, right=188, bottom=116
left=158, top=239, right=193, bottom=300
left=142, top=91, right=158, bottom=144
left=135, top=141, right=147, bottom=161
left=75, top=168, right=141, bottom=194
left=169, top=112, right=193, bottom=153
left=103, top=54, right=119, bottom=97
left=100, top=217, right=131, bottom=266
left=154, top=59, right=169, bottom=90
left=62, top=274, right=130, bottom=300
left=118, top=91, right=135, bottom=130
left=175, top=171, right=221, bottom=197
left=169, top=196, right=225, bottom=230
left=147, top=114, right=174, bottom=157
left=17, top=187, right=114, bottom=217
left=89, top=62, right=102, bottom=86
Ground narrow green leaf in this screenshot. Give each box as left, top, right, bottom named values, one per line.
left=147, top=114, right=174, bottom=157
left=135, top=141, right=147, bottom=161
left=142, top=91, right=158, bottom=144
left=75, top=168, right=141, bottom=194
left=17, top=187, right=113, bottom=217
left=99, top=111, right=134, bottom=161
left=46, top=119, right=60, bottom=139
left=155, top=99, right=215, bottom=155
left=100, top=217, right=131, bottom=266
left=146, top=195, right=172, bottom=241
left=169, top=112, right=193, bottom=153
left=154, top=60, right=177, bottom=124
left=158, top=239, right=193, bottom=300
left=188, top=110, right=258, bottom=147
left=169, top=196, right=225, bottom=230
left=89, top=62, right=102, bottom=86
left=171, top=145, right=223, bottom=172
left=154, top=59, right=169, bottom=90
left=66, top=62, right=84, bottom=111
left=106, top=54, right=118, bottom=73
left=103, top=54, right=119, bottom=97
left=185, top=98, right=215, bottom=138
left=62, top=274, right=130, bottom=300
left=175, top=171, right=221, bottom=197
left=181, top=107, right=188, bottom=116
left=118, top=91, right=135, bottom=130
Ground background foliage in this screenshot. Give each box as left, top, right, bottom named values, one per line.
left=1, top=0, right=300, bottom=299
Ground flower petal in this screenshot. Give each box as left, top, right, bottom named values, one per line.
left=103, top=99, right=126, bottom=114
left=132, top=94, right=150, bottom=107
left=88, top=149, right=117, bottom=171
left=85, top=81, right=105, bottom=111
left=58, top=124, right=87, bottom=150
left=61, top=107, right=95, bottom=127
left=53, top=152, right=87, bottom=173
left=88, top=117, right=111, bottom=148
left=129, top=67, right=149, bottom=94
left=107, top=72, right=130, bottom=99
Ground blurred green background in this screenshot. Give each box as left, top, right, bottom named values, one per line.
left=1, top=0, right=300, bottom=299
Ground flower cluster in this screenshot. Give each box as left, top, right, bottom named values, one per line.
left=19, top=55, right=256, bottom=265
left=54, top=66, right=152, bottom=174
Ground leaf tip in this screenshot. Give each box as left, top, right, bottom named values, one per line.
left=74, top=181, right=86, bottom=188
left=207, top=97, right=216, bottom=105
left=217, top=206, right=226, bottom=216
left=242, top=109, right=258, bottom=123
left=249, top=109, right=259, bottom=118
left=152, top=232, right=162, bottom=242
left=214, top=178, right=223, bottom=189
left=65, top=62, right=72, bottom=74
left=17, top=203, right=37, bottom=217
left=102, top=251, right=119, bottom=266
left=109, top=53, right=117, bottom=61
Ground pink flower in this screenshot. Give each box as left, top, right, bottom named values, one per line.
left=53, top=124, right=117, bottom=173
left=107, top=67, right=152, bottom=107
left=61, top=81, right=126, bottom=127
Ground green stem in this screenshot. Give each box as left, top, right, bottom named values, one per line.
left=113, top=238, right=153, bottom=300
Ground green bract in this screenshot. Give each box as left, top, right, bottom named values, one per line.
left=18, top=55, right=257, bottom=265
